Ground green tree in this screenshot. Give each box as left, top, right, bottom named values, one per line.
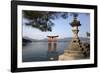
left=86, top=32, right=90, bottom=38
left=23, top=10, right=68, bottom=32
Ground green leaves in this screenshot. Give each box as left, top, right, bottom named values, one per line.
left=86, top=32, right=90, bottom=37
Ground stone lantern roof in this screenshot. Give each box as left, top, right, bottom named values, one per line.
left=70, top=17, right=81, bottom=27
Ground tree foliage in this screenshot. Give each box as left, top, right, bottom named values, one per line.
left=86, top=32, right=90, bottom=37
left=23, top=10, right=68, bottom=32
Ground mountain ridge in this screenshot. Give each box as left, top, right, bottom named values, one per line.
left=23, top=37, right=90, bottom=42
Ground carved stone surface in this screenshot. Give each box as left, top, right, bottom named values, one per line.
left=59, top=42, right=90, bottom=60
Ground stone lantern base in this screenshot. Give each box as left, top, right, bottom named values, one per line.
left=59, top=38, right=90, bottom=60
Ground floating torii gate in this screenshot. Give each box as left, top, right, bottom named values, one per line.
left=47, top=36, right=58, bottom=52
left=47, top=36, right=59, bottom=60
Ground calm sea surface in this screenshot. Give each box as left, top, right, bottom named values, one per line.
left=22, top=42, right=69, bottom=62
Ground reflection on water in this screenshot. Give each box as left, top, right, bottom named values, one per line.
left=47, top=42, right=58, bottom=61
left=22, top=42, right=68, bottom=62
left=47, top=51, right=58, bottom=61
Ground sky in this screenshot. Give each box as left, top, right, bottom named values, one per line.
left=22, top=12, right=90, bottom=40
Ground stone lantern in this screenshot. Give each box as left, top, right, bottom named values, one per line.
left=59, top=14, right=90, bottom=60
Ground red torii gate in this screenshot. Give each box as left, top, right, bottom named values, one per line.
left=47, top=36, right=58, bottom=52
